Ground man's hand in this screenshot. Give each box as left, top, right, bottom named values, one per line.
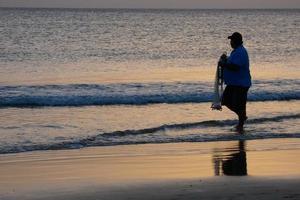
left=220, top=53, right=227, bottom=61
left=218, top=53, right=227, bottom=67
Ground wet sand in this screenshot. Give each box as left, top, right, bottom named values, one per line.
left=0, top=138, right=299, bottom=200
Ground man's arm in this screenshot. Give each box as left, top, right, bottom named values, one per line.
left=219, top=62, right=240, bottom=71
left=219, top=51, right=243, bottom=71
left=218, top=54, right=239, bottom=71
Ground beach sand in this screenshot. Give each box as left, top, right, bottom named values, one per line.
left=0, top=138, right=299, bottom=200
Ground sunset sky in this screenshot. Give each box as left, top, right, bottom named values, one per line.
left=1, top=0, right=300, bottom=9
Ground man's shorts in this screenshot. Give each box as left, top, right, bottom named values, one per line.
left=222, top=85, right=249, bottom=112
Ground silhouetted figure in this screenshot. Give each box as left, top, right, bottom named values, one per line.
left=218, top=32, right=252, bottom=132
left=213, top=140, right=247, bottom=176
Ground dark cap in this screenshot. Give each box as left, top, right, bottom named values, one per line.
left=228, top=32, right=243, bottom=42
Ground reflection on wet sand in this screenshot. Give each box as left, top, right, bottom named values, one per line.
left=213, top=140, right=247, bottom=176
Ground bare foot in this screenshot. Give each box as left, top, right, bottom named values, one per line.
left=236, top=116, right=248, bottom=134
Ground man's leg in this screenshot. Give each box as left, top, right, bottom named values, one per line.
left=237, top=109, right=247, bottom=130
left=222, top=85, right=241, bottom=117
left=222, top=86, right=249, bottom=132
left=222, top=86, right=236, bottom=111
left=235, top=87, right=249, bottom=132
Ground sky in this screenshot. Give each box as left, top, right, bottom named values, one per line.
left=0, top=0, right=300, bottom=9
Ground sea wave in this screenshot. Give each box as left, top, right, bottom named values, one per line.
left=0, top=79, right=299, bottom=107
left=0, top=114, right=299, bottom=154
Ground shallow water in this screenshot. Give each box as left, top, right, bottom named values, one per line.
left=0, top=101, right=299, bottom=153
left=0, top=8, right=299, bottom=154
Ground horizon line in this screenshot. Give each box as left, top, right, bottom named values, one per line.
left=1, top=7, right=300, bottom=10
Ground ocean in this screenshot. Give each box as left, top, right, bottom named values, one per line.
left=0, top=8, right=299, bottom=154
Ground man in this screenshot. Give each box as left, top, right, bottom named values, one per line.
left=219, top=32, right=252, bottom=132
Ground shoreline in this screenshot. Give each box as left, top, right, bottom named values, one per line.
left=3, top=177, right=300, bottom=200
left=1, top=138, right=299, bottom=199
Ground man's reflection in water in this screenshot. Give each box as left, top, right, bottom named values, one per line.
left=213, top=140, right=247, bottom=176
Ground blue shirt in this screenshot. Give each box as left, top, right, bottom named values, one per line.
left=224, top=45, right=252, bottom=87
